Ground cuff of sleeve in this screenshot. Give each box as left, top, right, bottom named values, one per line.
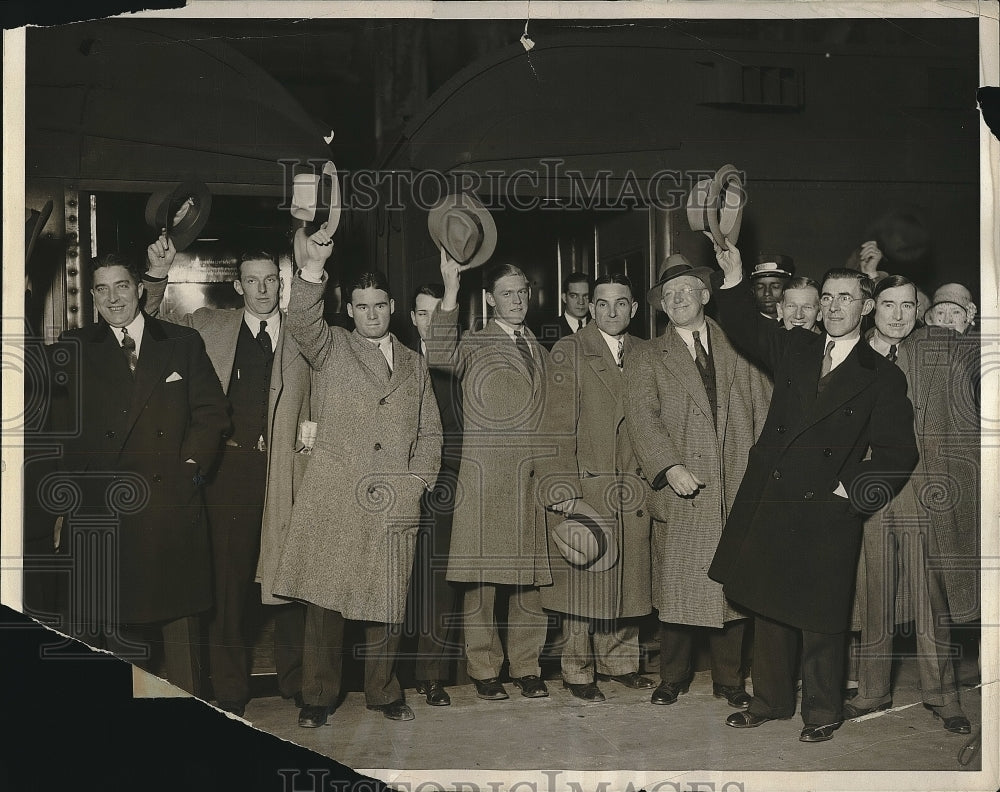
left=298, top=269, right=327, bottom=285
left=720, top=274, right=743, bottom=290
left=651, top=465, right=678, bottom=491
left=143, top=273, right=168, bottom=283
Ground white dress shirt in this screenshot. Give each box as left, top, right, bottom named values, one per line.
left=672, top=320, right=710, bottom=362
left=111, top=312, right=146, bottom=359
left=244, top=312, right=280, bottom=349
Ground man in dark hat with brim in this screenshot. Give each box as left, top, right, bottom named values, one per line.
left=750, top=254, right=794, bottom=321
left=624, top=253, right=771, bottom=710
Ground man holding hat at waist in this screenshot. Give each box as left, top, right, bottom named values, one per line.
left=624, top=253, right=771, bottom=709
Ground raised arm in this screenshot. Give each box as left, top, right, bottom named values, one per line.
left=425, top=249, right=465, bottom=374
left=286, top=223, right=337, bottom=370
left=141, top=230, right=193, bottom=325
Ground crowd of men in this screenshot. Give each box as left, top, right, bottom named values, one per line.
left=48, top=216, right=979, bottom=745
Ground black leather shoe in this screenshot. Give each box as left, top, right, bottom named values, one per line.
left=297, top=705, right=331, bottom=728
left=726, top=710, right=774, bottom=728
left=473, top=677, right=509, bottom=700
left=843, top=700, right=891, bottom=718
left=713, top=683, right=752, bottom=709
left=367, top=700, right=415, bottom=721
left=511, top=674, right=549, bottom=698
left=650, top=680, right=688, bottom=705
left=415, top=680, right=451, bottom=706
left=799, top=722, right=842, bottom=742
left=933, top=711, right=972, bottom=734
left=597, top=672, right=656, bottom=689
left=563, top=681, right=606, bottom=702
left=217, top=700, right=246, bottom=717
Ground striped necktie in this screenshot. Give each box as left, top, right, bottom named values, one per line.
left=121, top=327, right=137, bottom=375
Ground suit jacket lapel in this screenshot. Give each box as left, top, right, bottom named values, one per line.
left=384, top=336, right=414, bottom=397
left=662, top=326, right=714, bottom=421
left=123, top=316, right=173, bottom=443
left=706, top=319, right=737, bottom=431
left=484, top=320, right=536, bottom=385
left=805, top=340, right=877, bottom=425
left=580, top=324, right=622, bottom=401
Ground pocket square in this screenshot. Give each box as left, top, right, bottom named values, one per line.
left=165, top=371, right=183, bottom=383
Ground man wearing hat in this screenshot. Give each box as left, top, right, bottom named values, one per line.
left=750, top=254, right=794, bottom=321
left=707, top=237, right=917, bottom=743
left=538, top=273, right=654, bottom=702
left=624, top=253, right=771, bottom=709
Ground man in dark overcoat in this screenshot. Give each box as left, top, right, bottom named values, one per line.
left=707, top=238, right=918, bottom=743
left=52, top=252, right=228, bottom=694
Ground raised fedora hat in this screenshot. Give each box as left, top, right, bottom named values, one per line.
left=550, top=501, right=619, bottom=574
left=646, top=252, right=715, bottom=308
left=750, top=253, right=794, bottom=281
left=289, top=160, right=342, bottom=235
left=427, top=191, right=497, bottom=270
left=144, top=180, right=212, bottom=251
left=686, top=163, right=746, bottom=249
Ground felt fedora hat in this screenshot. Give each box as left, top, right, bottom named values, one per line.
left=427, top=191, right=497, bottom=270
left=646, top=253, right=715, bottom=308
left=550, top=501, right=619, bottom=573
left=686, top=164, right=746, bottom=249
left=144, top=181, right=213, bottom=251
left=289, top=160, right=342, bottom=235
left=750, top=254, right=794, bottom=280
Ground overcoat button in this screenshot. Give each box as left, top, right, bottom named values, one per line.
left=777, top=425, right=786, bottom=434
left=844, top=408, right=854, bottom=416
left=772, top=470, right=781, bottom=480
left=823, top=448, right=833, bottom=457
left=786, top=378, right=792, bottom=386
left=804, top=491, right=814, bottom=499
left=157, top=430, right=165, bottom=437
left=637, top=509, right=644, bottom=517
left=635, top=468, right=642, bottom=476
left=105, top=430, right=115, bottom=438
left=529, top=470, right=535, bottom=478
left=374, top=443, right=382, bottom=451
left=367, top=486, right=375, bottom=495
left=152, top=474, right=162, bottom=483
left=379, top=398, right=387, bottom=405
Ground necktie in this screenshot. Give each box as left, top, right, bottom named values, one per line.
left=616, top=338, right=624, bottom=369
left=121, top=327, right=137, bottom=375
left=692, top=330, right=709, bottom=372
left=887, top=344, right=898, bottom=363
left=578, top=317, right=586, bottom=331
left=257, top=320, right=272, bottom=356
left=820, top=339, right=835, bottom=378
left=514, top=329, right=534, bottom=372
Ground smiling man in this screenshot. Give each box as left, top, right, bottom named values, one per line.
left=778, top=277, right=822, bottom=333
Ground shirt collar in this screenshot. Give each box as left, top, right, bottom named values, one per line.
left=493, top=318, right=523, bottom=340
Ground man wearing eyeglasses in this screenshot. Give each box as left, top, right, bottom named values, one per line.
left=624, top=253, right=771, bottom=710
left=706, top=238, right=917, bottom=743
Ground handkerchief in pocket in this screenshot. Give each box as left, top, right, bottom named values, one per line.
left=165, top=371, right=183, bottom=383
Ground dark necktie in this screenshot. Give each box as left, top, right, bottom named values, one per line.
left=887, top=343, right=898, bottom=363
left=819, top=339, right=835, bottom=379
left=121, top=327, right=137, bottom=375
left=514, top=329, right=534, bottom=373
left=257, top=320, right=273, bottom=357
left=616, top=338, right=624, bottom=369
left=692, top=330, right=709, bottom=372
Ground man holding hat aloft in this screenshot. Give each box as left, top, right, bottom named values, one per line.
left=749, top=254, right=794, bottom=321
left=624, top=253, right=771, bottom=709
left=538, top=273, right=655, bottom=702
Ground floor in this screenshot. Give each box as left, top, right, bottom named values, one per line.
left=223, top=643, right=986, bottom=787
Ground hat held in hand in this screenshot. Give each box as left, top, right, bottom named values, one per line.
left=290, top=160, right=342, bottom=235
left=428, top=191, right=497, bottom=269
left=550, top=501, right=619, bottom=573
left=686, top=164, right=746, bottom=249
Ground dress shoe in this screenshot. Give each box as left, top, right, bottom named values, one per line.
left=297, top=705, right=331, bottom=728
left=726, top=710, right=774, bottom=728
left=713, top=683, right=752, bottom=709
left=650, top=680, right=688, bottom=705
left=597, top=672, right=656, bottom=689
left=367, top=700, right=415, bottom=721
left=217, top=700, right=246, bottom=718
left=843, top=686, right=859, bottom=701
left=415, top=680, right=451, bottom=706
left=842, top=700, right=891, bottom=718
left=563, top=681, right=606, bottom=702
left=472, top=677, right=509, bottom=700
left=511, top=674, right=549, bottom=698
left=799, top=722, right=842, bottom=742
left=933, top=710, right=972, bottom=734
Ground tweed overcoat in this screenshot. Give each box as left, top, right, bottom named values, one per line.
left=625, top=317, right=771, bottom=628
left=537, top=323, right=652, bottom=620
left=271, top=275, right=442, bottom=623
left=141, top=278, right=314, bottom=605
left=52, top=315, right=229, bottom=623
left=425, top=304, right=552, bottom=586
left=708, top=280, right=918, bottom=634
left=851, top=326, right=980, bottom=628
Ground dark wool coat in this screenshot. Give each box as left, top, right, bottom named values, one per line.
left=52, top=315, right=228, bottom=623
left=708, top=280, right=918, bottom=634
left=537, top=323, right=651, bottom=620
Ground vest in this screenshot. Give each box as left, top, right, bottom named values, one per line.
left=227, top=320, right=272, bottom=449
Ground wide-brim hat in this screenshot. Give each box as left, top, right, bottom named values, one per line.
left=144, top=181, right=213, bottom=251
left=427, top=191, right=497, bottom=270
left=686, top=164, right=746, bottom=248
left=751, top=254, right=794, bottom=280
left=550, top=501, right=619, bottom=573
left=646, top=253, right=715, bottom=308
left=289, top=160, right=342, bottom=235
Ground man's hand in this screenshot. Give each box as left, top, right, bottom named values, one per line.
left=439, top=248, right=463, bottom=311
left=295, top=223, right=334, bottom=277
left=146, top=229, right=176, bottom=278
left=858, top=240, right=884, bottom=277
left=665, top=465, right=706, bottom=497
left=549, top=497, right=580, bottom=515
left=702, top=231, right=742, bottom=283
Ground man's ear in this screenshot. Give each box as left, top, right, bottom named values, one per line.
left=699, top=289, right=711, bottom=306
left=346, top=303, right=355, bottom=319
left=861, top=298, right=875, bottom=317
left=629, top=300, right=639, bottom=319
left=136, top=281, right=145, bottom=300
left=485, top=291, right=497, bottom=308
left=233, top=279, right=245, bottom=297
left=389, top=298, right=396, bottom=315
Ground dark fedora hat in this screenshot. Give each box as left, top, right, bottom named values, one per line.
left=686, top=164, right=746, bottom=249
left=144, top=181, right=212, bottom=251
left=550, top=501, right=619, bottom=573
left=427, top=191, right=497, bottom=270
left=646, top=253, right=715, bottom=308
left=750, top=254, right=794, bottom=280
